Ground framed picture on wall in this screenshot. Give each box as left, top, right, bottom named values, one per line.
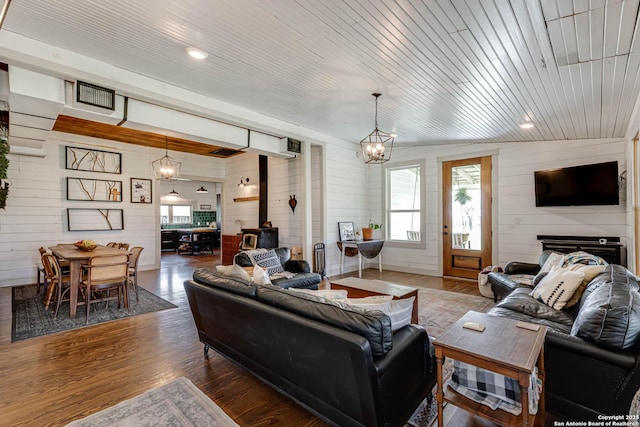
left=65, top=146, right=121, bottom=174
left=200, top=204, right=212, bottom=210
left=338, top=221, right=355, bottom=242
left=131, top=178, right=152, bottom=203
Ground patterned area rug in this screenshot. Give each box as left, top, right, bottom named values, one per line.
left=417, top=287, right=495, bottom=338
left=407, top=288, right=496, bottom=426
left=65, top=377, right=238, bottom=426
left=12, top=284, right=177, bottom=342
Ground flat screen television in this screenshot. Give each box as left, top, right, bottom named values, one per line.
left=534, top=161, right=619, bottom=207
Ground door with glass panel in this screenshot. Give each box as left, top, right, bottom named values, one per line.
left=442, top=157, right=492, bottom=279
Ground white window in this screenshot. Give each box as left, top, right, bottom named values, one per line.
left=161, top=205, right=192, bottom=224
left=384, top=160, right=425, bottom=247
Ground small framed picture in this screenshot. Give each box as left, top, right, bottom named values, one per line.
left=200, top=204, right=212, bottom=210
left=242, top=233, right=258, bottom=250
left=131, top=178, right=152, bottom=203
left=338, top=221, right=355, bottom=242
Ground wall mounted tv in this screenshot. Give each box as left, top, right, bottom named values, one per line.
left=534, top=161, right=620, bottom=207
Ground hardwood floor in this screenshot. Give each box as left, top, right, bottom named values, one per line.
left=0, top=251, right=505, bottom=427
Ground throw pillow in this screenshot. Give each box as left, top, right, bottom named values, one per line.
left=539, top=252, right=565, bottom=274
left=530, top=265, right=585, bottom=310
left=343, top=296, right=415, bottom=332
left=563, top=264, right=606, bottom=308
left=251, top=249, right=285, bottom=276
left=290, top=288, right=348, bottom=300
left=216, top=264, right=252, bottom=282
left=252, top=266, right=272, bottom=286
left=345, top=295, right=394, bottom=304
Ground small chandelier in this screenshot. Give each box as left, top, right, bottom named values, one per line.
left=360, top=93, right=395, bottom=164
left=152, top=137, right=182, bottom=181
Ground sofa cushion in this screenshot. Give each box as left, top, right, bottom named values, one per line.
left=256, top=284, right=393, bottom=356
left=495, top=288, right=575, bottom=328
left=530, top=265, right=585, bottom=310
left=272, top=272, right=320, bottom=289
left=193, top=268, right=258, bottom=298
left=571, top=265, right=640, bottom=351
left=539, top=252, right=565, bottom=274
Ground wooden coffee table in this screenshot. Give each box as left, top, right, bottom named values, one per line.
left=329, top=277, right=419, bottom=323
left=433, top=311, right=547, bottom=427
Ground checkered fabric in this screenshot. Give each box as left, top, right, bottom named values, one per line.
left=448, top=360, right=541, bottom=415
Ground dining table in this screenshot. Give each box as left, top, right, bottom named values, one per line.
left=49, top=244, right=129, bottom=319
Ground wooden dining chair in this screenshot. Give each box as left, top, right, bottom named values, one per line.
left=106, top=242, right=118, bottom=248
left=36, top=247, right=48, bottom=294
left=127, top=247, right=144, bottom=303
left=118, top=243, right=130, bottom=250
left=41, top=253, right=84, bottom=318
left=81, top=254, right=130, bottom=325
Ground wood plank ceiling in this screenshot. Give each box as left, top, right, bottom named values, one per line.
left=3, top=0, right=640, bottom=146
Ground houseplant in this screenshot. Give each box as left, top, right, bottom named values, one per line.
left=362, top=219, right=382, bottom=241
left=0, top=138, right=9, bottom=210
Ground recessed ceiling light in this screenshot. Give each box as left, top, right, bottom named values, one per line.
left=520, top=122, right=534, bottom=129
left=186, top=47, right=208, bottom=60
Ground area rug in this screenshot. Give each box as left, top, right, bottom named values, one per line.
left=417, top=287, right=495, bottom=338
left=407, top=288, right=495, bottom=426
left=12, top=284, right=177, bottom=342
left=65, top=377, right=239, bottom=427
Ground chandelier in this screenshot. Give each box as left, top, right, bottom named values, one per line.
left=360, top=93, right=395, bottom=164
left=152, top=137, right=181, bottom=181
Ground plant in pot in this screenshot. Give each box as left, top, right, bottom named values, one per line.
left=362, top=219, right=382, bottom=241
left=0, top=138, right=8, bottom=210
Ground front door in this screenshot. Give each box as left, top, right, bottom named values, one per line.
left=442, top=157, right=492, bottom=279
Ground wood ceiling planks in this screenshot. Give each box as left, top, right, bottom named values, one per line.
left=52, top=115, right=244, bottom=158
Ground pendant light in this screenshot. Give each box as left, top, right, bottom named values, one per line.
left=152, top=136, right=182, bottom=181
left=360, top=93, right=395, bottom=164
left=196, top=186, right=208, bottom=193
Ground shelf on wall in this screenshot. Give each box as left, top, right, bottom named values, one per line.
left=233, top=196, right=259, bottom=202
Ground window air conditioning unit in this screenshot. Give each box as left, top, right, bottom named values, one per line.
left=279, top=137, right=302, bottom=155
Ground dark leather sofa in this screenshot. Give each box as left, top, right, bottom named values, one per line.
left=487, top=264, right=640, bottom=420
left=184, top=268, right=436, bottom=427
left=234, top=247, right=321, bottom=289
left=487, top=250, right=554, bottom=302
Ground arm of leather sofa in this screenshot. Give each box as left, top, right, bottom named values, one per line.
left=504, top=261, right=541, bottom=275
left=545, top=330, right=636, bottom=369
left=284, top=259, right=311, bottom=273
left=374, top=325, right=435, bottom=425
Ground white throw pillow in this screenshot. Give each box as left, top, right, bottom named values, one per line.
left=252, top=266, right=272, bottom=286
left=539, top=252, right=565, bottom=274
left=290, top=288, right=348, bottom=300
left=530, top=265, right=585, bottom=310
left=344, top=296, right=415, bottom=332
left=216, top=264, right=252, bottom=282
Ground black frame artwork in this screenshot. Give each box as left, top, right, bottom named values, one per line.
left=65, top=146, right=122, bottom=174
left=67, top=208, right=124, bottom=231
left=66, top=177, right=122, bottom=202
left=131, top=178, right=152, bottom=204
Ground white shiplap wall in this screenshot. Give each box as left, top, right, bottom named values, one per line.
left=367, top=138, right=628, bottom=276
left=0, top=132, right=225, bottom=287
left=324, top=143, right=370, bottom=276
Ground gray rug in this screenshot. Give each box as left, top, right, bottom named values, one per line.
left=65, top=377, right=239, bottom=426
left=12, top=284, right=177, bottom=342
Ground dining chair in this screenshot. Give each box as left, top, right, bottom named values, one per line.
left=118, top=243, right=130, bottom=250
left=42, top=253, right=83, bottom=318
left=106, top=242, right=118, bottom=247
left=127, top=246, right=144, bottom=303
left=81, top=254, right=130, bottom=325
left=36, top=247, right=48, bottom=294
